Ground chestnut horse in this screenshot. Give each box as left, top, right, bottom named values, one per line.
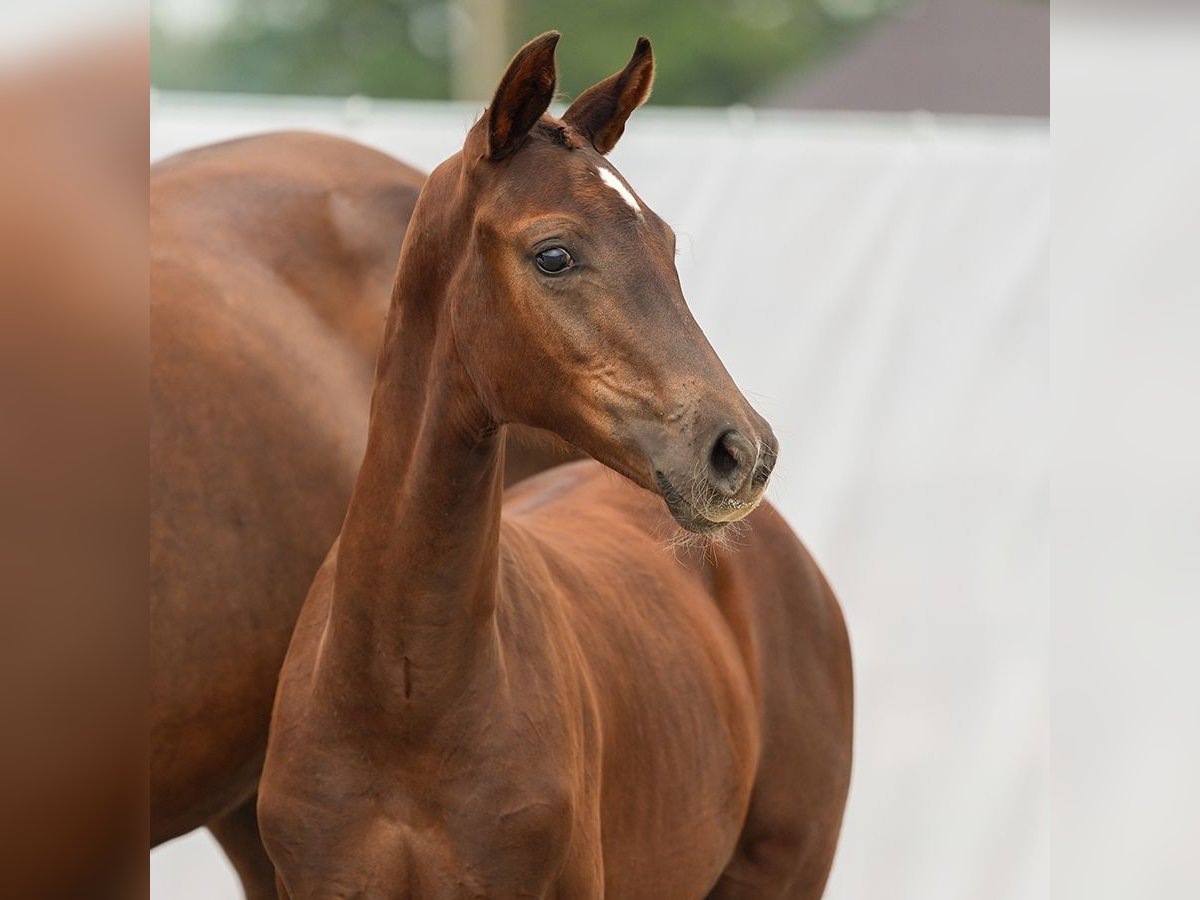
left=151, top=133, right=573, bottom=896
left=259, top=34, right=853, bottom=899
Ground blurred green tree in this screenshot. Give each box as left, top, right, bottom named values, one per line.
left=151, top=0, right=898, bottom=106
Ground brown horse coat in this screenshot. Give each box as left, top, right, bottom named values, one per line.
left=151, top=131, right=577, bottom=893
left=151, top=131, right=424, bottom=885
left=259, top=35, right=852, bottom=899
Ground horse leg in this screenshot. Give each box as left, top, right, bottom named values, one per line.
left=207, top=796, right=278, bottom=900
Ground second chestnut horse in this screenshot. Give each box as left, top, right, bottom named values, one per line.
left=260, top=34, right=852, bottom=898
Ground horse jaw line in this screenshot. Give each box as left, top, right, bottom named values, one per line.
left=597, top=166, right=643, bottom=217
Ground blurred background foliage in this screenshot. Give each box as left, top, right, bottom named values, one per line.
left=151, top=0, right=905, bottom=106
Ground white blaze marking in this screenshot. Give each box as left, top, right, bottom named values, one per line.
left=597, top=166, right=642, bottom=217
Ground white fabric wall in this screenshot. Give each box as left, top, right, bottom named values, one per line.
left=150, top=96, right=1049, bottom=900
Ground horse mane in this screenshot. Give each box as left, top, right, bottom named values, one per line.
left=532, top=118, right=585, bottom=151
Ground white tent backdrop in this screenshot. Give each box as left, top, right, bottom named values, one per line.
left=150, top=96, right=1049, bottom=900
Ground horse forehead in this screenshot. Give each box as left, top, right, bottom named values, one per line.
left=564, top=154, right=645, bottom=210
left=499, top=145, right=642, bottom=210
left=594, top=166, right=643, bottom=217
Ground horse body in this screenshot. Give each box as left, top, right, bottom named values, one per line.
left=260, top=34, right=852, bottom=899
left=265, top=463, right=848, bottom=898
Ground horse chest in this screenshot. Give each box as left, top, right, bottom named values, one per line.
left=264, top=705, right=595, bottom=897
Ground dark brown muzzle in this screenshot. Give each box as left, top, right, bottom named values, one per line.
left=653, top=415, right=778, bottom=533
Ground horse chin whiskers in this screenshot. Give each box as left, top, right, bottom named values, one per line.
left=657, top=515, right=750, bottom=563
left=650, top=460, right=763, bottom=556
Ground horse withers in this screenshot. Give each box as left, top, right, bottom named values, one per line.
left=259, top=34, right=853, bottom=899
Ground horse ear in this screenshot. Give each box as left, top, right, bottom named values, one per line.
left=563, top=37, right=654, bottom=155
left=486, top=32, right=560, bottom=160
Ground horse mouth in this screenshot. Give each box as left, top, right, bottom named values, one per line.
left=654, top=472, right=728, bottom=534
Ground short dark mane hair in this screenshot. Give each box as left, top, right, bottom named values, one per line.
left=533, top=119, right=584, bottom=151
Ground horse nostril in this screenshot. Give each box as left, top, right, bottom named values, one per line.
left=708, top=430, right=755, bottom=492
left=710, top=434, right=738, bottom=479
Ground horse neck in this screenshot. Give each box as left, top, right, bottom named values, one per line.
left=322, top=198, right=505, bottom=715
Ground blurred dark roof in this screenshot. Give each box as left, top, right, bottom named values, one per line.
left=761, top=0, right=1048, bottom=117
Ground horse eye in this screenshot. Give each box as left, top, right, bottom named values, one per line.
left=534, top=247, right=574, bottom=275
